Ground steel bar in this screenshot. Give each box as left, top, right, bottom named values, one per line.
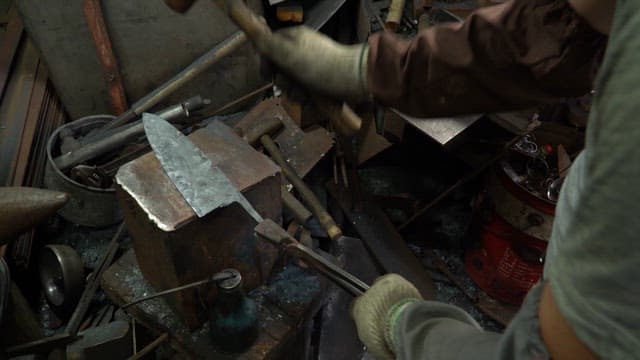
left=261, top=134, right=343, bottom=240
left=84, top=0, right=128, bottom=115
left=127, top=333, right=169, bottom=360
left=98, top=31, right=247, bottom=132
left=54, top=97, right=205, bottom=171
left=66, top=223, right=126, bottom=335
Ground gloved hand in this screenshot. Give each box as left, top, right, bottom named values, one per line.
left=253, top=26, right=371, bottom=102
left=351, top=274, right=423, bottom=359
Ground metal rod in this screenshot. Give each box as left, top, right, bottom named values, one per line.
left=132, top=318, right=137, bottom=355
left=5, top=333, right=76, bottom=357
left=99, top=31, right=247, bottom=132
left=122, top=273, right=236, bottom=309
left=288, top=244, right=369, bottom=295
left=261, top=134, right=343, bottom=241
left=208, top=82, right=273, bottom=116
left=66, top=223, right=125, bottom=335
left=83, top=0, right=128, bottom=115
left=55, top=96, right=206, bottom=171
left=127, top=333, right=169, bottom=360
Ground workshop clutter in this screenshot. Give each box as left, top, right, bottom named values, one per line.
left=0, top=0, right=591, bottom=358
left=466, top=124, right=584, bottom=304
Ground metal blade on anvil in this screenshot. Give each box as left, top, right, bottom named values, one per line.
left=142, top=113, right=263, bottom=222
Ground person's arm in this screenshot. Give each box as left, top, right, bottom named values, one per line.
left=568, top=0, right=615, bottom=34
left=368, top=0, right=606, bottom=117
left=252, top=0, right=606, bottom=118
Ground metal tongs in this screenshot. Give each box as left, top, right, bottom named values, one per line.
left=255, top=219, right=370, bottom=296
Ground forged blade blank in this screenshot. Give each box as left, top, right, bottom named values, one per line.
left=143, top=113, right=262, bottom=222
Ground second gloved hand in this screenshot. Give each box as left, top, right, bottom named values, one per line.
left=351, top=274, right=423, bottom=360
left=253, top=26, right=371, bottom=102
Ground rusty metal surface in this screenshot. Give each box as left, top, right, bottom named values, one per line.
left=11, top=81, right=68, bottom=266
left=83, top=0, right=128, bottom=115
left=326, top=178, right=436, bottom=299
left=116, top=121, right=281, bottom=328
left=17, top=0, right=265, bottom=119
left=234, top=98, right=334, bottom=178
left=117, top=121, right=280, bottom=231
left=44, top=115, right=123, bottom=227
left=0, top=187, right=68, bottom=245
left=101, top=249, right=323, bottom=359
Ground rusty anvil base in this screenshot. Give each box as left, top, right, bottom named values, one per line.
left=115, top=121, right=282, bottom=329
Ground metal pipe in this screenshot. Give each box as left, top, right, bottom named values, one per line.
left=55, top=96, right=206, bottom=171
left=98, top=31, right=247, bottom=132
left=84, top=0, right=128, bottom=115
left=260, top=135, right=343, bottom=241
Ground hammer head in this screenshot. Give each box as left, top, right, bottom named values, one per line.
left=163, top=0, right=197, bottom=13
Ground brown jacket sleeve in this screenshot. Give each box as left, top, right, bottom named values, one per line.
left=367, top=0, right=606, bottom=118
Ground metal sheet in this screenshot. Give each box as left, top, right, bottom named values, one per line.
left=17, top=0, right=265, bottom=119
left=143, top=113, right=262, bottom=223
left=393, top=109, right=482, bottom=146
left=326, top=179, right=436, bottom=299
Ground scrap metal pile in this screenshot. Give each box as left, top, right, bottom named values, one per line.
left=0, top=0, right=590, bottom=359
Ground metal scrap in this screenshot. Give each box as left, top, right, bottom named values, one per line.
left=83, top=0, right=128, bottom=115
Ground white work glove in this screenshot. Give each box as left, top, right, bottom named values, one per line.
left=253, top=26, right=371, bottom=102
left=351, top=274, right=423, bottom=360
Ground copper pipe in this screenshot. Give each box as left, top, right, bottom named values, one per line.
left=84, top=0, right=128, bottom=115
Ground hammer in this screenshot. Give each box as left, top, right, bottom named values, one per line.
left=214, top=0, right=363, bottom=137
